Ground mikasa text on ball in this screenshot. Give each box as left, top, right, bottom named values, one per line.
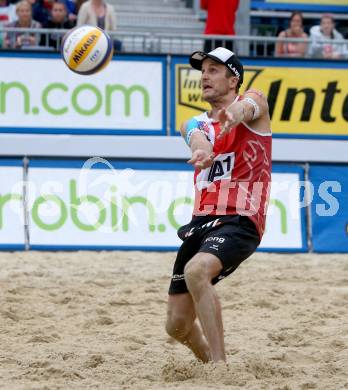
left=62, top=25, right=114, bottom=75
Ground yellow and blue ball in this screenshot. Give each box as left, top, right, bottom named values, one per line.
left=62, top=25, right=114, bottom=75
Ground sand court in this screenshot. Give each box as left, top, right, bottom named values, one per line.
left=0, top=251, right=347, bottom=390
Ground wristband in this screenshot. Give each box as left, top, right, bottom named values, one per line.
left=243, top=97, right=260, bottom=120
left=185, top=118, right=200, bottom=145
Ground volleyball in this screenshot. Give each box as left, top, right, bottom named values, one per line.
left=61, top=25, right=114, bottom=75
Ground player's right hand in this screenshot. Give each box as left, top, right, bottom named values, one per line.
left=217, top=104, right=244, bottom=138
left=188, top=149, right=215, bottom=169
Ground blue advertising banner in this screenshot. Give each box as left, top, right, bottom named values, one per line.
left=252, top=0, right=348, bottom=13
left=310, top=165, right=348, bottom=252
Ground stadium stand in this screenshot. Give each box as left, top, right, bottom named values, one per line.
left=113, top=0, right=205, bottom=53
left=1, top=0, right=348, bottom=56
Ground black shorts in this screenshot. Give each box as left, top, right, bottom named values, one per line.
left=168, top=215, right=260, bottom=295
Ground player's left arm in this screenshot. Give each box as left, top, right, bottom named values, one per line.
left=240, top=89, right=269, bottom=124
left=218, top=89, right=270, bottom=136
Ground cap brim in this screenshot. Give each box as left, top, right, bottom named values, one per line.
left=189, top=51, right=226, bottom=71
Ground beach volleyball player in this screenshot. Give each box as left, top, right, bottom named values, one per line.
left=166, top=48, right=272, bottom=362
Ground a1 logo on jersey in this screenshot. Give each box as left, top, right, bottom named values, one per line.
left=196, top=152, right=235, bottom=190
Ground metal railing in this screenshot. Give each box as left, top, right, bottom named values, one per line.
left=1, top=27, right=348, bottom=58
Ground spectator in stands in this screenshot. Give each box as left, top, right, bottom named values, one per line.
left=0, top=0, right=17, bottom=47
left=309, top=13, right=347, bottom=59
left=77, top=0, right=121, bottom=51
left=75, top=0, right=87, bottom=13
left=77, top=0, right=114, bottom=30
left=3, top=0, right=41, bottom=49
left=201, top=0, right=239, bottom=53
left=0, top=0, right=16, bottom=25
left=42, top=0, right=75, bottom=49
left=29, top=0, right=76, bottom=26
left=275, top=11, right=308, bottom=57
left=63, top=0, right=77, bottom=22
left=29, top=0, right=49, bottom=25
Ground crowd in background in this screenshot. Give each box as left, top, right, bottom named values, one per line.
left=274, top=11, right=347, bottom=59
left=0, top=0, right=347, bottom=59
left=202, top=0, right=348, bottom=59
left=0, top=0, right=119, bottom=50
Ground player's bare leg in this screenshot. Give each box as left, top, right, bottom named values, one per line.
left=166, top=293, right=211, bottom=362
left=184, top=253, right=226, bottom=362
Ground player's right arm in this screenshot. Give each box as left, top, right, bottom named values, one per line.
left=180, top=119, right=214, bottom=170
